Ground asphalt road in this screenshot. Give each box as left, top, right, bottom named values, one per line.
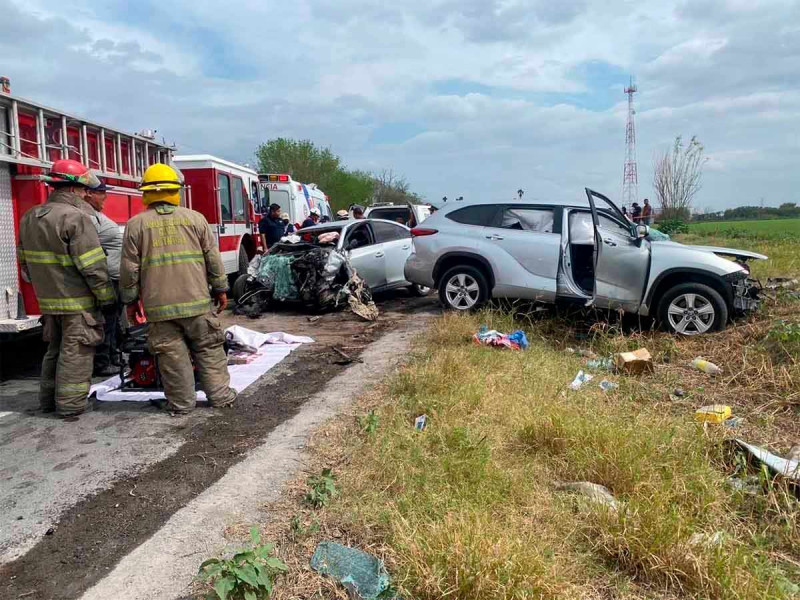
left=0, top=290, right=438, bottom=599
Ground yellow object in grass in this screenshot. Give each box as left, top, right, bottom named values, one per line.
left=695, top=404, right=732, bottom=424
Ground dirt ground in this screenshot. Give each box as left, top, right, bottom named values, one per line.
left=0, top=290, right=437, bottom=600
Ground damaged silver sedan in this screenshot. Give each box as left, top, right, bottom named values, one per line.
left=233, top=219, right=429, bottom=317
left=404, top=189, right=765, bottom=335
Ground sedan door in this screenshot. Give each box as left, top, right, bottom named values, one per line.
left=370, top=220, right=413, bottom=286
left=585, top=188, right=650, bottom=311
left=343, top=222, right=387, bottom=289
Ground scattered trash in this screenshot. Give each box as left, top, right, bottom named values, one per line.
left=565, top=347, right=575, bottom=354
left=787, top=445, right=800, bottom=462
left=688, top=531, right=725, bottom=549
left=599, top=379, right=618, bottom=392
left=308, top=315, right=321, bottom=323
left=614, top=348, right=654, bottom=375
left=727, top=475, right=761, bottom=495
left=577, top=348, right=598, bottom=359
left=692, top=357, right=722, bottom=376
left=310, top=541, right=397, bottom=600
left=555, top=481, right=619, bottom=511
left=673, top=388, right=686, bottom=397
left=765, top=277, right=799, bottom=290
left=473, top=326, right=529, bottom=350
left=724, top=417, right=743, bottom=429
left=695, top=404, right=732, bottom=424
left=734, top=439, right=800, bottom=483
left=414, top=415, right=427, bottom=431
left=45, top=527, right=54, bottom=535
left=569, top=370, right=594, bottom=390
left=586, top=357, right=614, bottom=371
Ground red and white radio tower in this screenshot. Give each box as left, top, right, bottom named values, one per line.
left=622, top=77, right=638, bottom=207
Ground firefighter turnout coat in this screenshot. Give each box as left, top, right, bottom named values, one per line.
left=119, top=203, right=228, bottom=320
left=18, top=189, right=115, bottom=313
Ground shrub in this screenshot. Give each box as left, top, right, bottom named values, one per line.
left=657, top=219, right=690, bottom=235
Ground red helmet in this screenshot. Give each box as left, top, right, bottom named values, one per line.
left=45, top=159, right=101, bottom=189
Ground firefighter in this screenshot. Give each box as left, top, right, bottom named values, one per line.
left=18, top=159, right=115, bottom=418
left=119, top=163, right=236, bottom=415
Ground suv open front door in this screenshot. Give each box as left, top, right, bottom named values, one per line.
left=584, top=188, right=650, bottom=312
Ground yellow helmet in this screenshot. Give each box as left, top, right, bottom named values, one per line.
left=140, top=163, right=183, bottom=206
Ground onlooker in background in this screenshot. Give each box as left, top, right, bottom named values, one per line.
left=336, top=209, right=349, bottom=221
left=621, top=206, right=629, bottom=220
left=641, top=198, right=652, bottom=225
left=320, top=215, right=331, bottom=224
left=352, top=205, right=365, bottom=220
left=301, top=208, right=320, bottom=228
left=631, top=202, right=642, bottom=223
left=281, top=212, right=295, bottom=235
left=259, top=203, right=286, bottom=251
left=85, top=181, right=123, bottom=376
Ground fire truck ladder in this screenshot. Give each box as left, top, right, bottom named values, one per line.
left=0, top=92, right=173, bottom=180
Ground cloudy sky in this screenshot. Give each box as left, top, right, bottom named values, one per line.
left=2, top=0, right=798, bottom=210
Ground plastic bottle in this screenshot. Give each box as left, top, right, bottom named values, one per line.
left=693, top=357, right=722, bottom=375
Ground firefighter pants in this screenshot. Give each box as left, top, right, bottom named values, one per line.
left=40, top=312, right=105, bottom=416
left=147, top=312, right=236, bottom=413
left=95, top=281, right=121, bottom=371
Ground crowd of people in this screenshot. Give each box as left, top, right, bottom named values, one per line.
left=257, top=203, right=368, bottom=251
left=620, top=198, right=653, bottom=225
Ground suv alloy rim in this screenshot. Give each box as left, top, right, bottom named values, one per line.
left=445, top=273, right=480, bottom=309
left=667, top=293, right=715, bottom=335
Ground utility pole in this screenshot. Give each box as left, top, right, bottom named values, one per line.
left=622, top=77, right=638, bottom=208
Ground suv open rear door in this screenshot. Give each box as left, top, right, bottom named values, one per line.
left=584, top=188, right=650, bottom=312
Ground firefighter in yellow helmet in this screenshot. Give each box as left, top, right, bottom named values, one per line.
left=119, top=163, right=236, bottom=414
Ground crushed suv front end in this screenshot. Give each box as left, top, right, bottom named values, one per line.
left=727, top=270, right=762, bottom=313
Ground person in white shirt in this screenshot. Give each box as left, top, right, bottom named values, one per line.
left=84, top=181, right=123, bottom=376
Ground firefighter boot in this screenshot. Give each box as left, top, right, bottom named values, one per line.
left=147, top=320, right=197, bottom=413
left=184, top=312, right=236, bottom=408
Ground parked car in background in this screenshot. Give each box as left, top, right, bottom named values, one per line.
left=365, top=202, right=431, bottom=228
left=404, top=188, right=764, bottom=335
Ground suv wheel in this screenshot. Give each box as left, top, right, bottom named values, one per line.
left=658, top=283, right=728, bottom=335
left=438, top=266, right=488, bottom=311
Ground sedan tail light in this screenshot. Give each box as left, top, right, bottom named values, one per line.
left=411, top=227, right=438, bottom=237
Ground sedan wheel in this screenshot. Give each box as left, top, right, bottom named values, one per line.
left=445, top=274, right=480, bottom=309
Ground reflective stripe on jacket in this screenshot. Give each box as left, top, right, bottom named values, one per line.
left=119, top=203, right=228, bottom=322
left=18, top=189, right=115, bottom=315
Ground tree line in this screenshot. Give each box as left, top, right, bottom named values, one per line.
left=254, top=138, right=421, bottom=212
left=692, top=203, right=800, bottom=222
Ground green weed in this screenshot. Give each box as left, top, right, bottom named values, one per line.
left=303, top=468, right=338, bottom=508
left=197, top=526, right=287, bottom=600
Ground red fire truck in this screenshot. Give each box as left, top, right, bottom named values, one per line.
left=0, top=87, right=260, bottom=337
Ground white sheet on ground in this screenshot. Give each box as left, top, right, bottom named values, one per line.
left=90, top=327, right=314, bottom=403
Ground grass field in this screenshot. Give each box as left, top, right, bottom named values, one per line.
left=228, top=229, right=800, bottom=600
left=674, top=219, right=800, bottom=279
left=688, top=218, right=800, bottom=240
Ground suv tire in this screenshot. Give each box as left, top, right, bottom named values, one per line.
left=657, top=282, right=728, bottom=335
left=409, top=283, right=431, bottom=297
left=438, top=265, right=489, bottom=311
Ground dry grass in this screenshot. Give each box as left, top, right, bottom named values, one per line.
left=248, top=295, right=800, bottom=600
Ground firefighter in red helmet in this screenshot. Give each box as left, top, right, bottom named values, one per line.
left=18, top=159, right=115, bottom=419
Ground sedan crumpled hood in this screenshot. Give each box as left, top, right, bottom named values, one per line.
left=653, top=241, right=767, bottom=261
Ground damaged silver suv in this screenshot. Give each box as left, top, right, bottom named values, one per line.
left=404, top=189, right=765, bottom=335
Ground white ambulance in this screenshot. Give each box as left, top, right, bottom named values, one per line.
left=258, top=174, right=331, bottom=228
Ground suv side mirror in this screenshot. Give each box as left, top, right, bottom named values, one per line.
left=636, top=224, right=649, bottom=238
